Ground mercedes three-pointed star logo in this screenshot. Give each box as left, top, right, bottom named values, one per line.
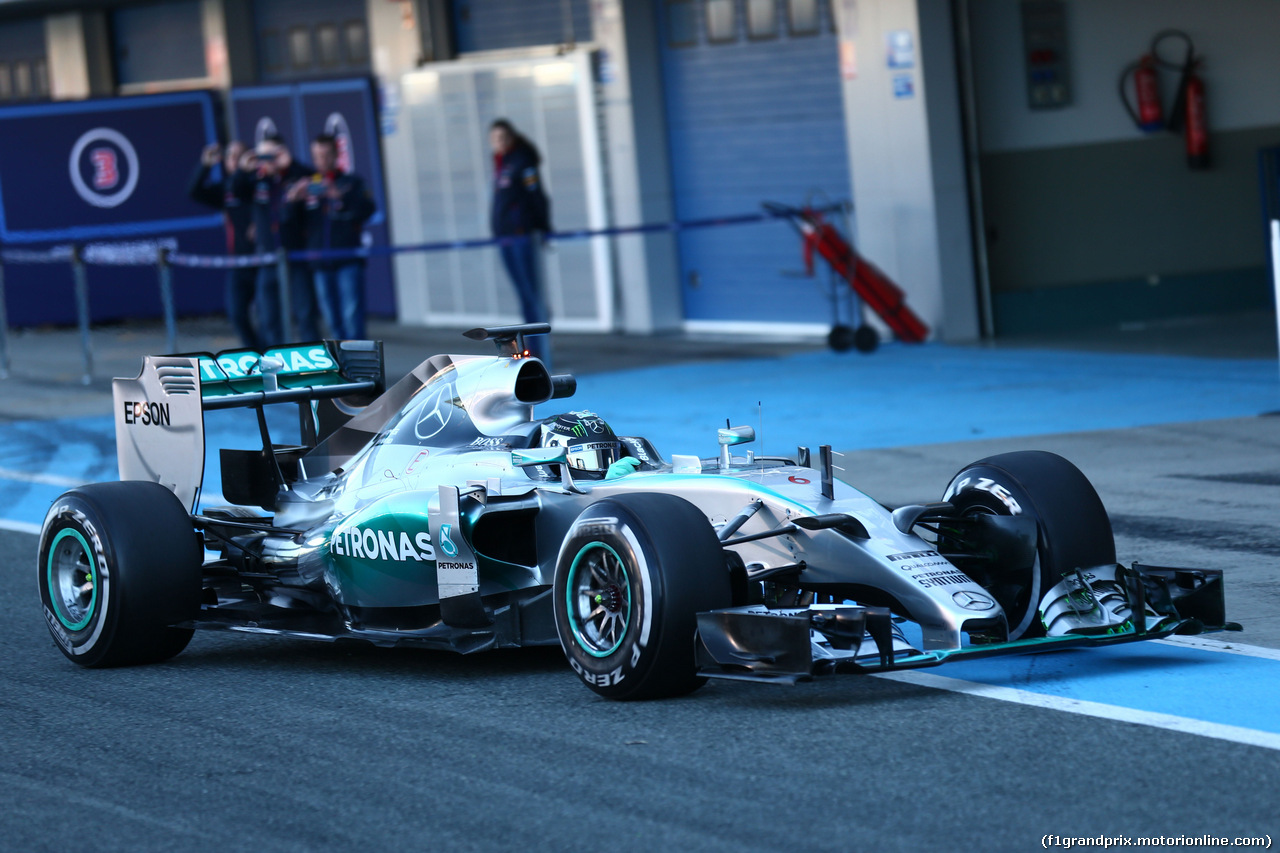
left=952, top=590, right=996, bottom=611
left=414, top=382, right=455, bottom=441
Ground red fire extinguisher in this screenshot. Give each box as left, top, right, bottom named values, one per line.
left=1153, top=29, right=1210, bottom=170
left=1120, top=55, right=1164, bottom=133
left=1182, top=61, right=1209, bottom=169
left=1120, top=30, right=1209, bottom=169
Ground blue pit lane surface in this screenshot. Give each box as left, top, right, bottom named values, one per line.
left=572, top=343, right=1280, bottom=458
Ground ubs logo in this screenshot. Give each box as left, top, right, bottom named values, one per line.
left=69, top=128, right=139, bottom=208
left=325, top=112, right=354, bottom=173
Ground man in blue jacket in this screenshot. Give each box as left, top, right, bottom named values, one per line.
left=285, top=133, right=376, bottom=340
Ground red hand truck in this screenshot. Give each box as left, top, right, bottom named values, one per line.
left=766, top=202, right=930, bottom=352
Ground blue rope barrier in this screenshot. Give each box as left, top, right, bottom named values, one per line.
left=0, top=202, right=849, bottom=271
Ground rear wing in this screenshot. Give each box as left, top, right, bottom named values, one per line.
left=113, top=340, right=385, bottom=512
left=195, top=341, right=383, bottom=411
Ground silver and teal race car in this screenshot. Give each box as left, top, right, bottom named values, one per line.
left=38, top=324, right=1237, bottom=700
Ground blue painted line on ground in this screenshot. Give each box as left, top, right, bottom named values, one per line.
left=922, top=640, right=1280, bottom=735
left=0, top=405, right=294, bottom=527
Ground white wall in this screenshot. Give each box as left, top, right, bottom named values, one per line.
left=972, top=0, right=1280, bottom=153
left=367, top=0, right=427, bottom=322
left=837, top=0, right=979, bottom=341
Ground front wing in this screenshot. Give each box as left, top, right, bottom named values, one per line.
left=694, top=563, right=1240, bottom=684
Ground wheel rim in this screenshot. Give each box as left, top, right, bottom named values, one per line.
left=565, top=542, right=632, bottom=658
left=47, top=528, right=97, bottom=632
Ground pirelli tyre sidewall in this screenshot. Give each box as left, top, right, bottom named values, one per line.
left=553, top=494, right=730, bottom=701
left=942, top=450, right=1116, bottom=640
left=38, top=481, right=202, bottom=668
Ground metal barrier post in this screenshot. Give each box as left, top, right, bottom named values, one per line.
left=158, top=247, right=177, bottom=353
left=0, top=258, right=10, bottom=379
left=276, top=249, right=294, bottom=343
left=71, top=245, right=93, bottom=384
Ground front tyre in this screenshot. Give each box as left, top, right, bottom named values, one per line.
left=553, top=494, right=731, bottom=700
left=941, top=451, right=1115, bottom=640
left=39, top=481, right=203, bottom=667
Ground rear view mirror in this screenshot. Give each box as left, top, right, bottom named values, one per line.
left=511, top=446, right=568, bottom=468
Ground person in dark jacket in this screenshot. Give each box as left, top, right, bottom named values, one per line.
left=189, top=140, right=260, bottom=349
left=284, top=133, right=376, bottom=340
left=233, top=136, right=318, bottom=346
left=489, top=119, right=552, bottom=362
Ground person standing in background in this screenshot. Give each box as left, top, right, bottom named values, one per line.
left=285, top=133, right=376, bottom=340
left=189, top=140, right=260, bottom=349
left=234, top=135, right=318, bottom=345
left=489, top=119, right=552, bottom=364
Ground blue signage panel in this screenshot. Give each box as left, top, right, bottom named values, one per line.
left=0, top=91, right=222, bottom=243
left=228, top=87, right=300, bottom=153
left=296, top=80, right=387, bottom=227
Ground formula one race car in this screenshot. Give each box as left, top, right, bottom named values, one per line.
left=38, top=324, right=1238, bottom=700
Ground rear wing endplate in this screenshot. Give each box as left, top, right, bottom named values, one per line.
left=113, top=340, right=384, bottom=512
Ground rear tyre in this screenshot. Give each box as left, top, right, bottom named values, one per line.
left=553, top=494, right=731, bottom=700
left=38, top=481, right=203, bottom=667
left=941, top=451, right=1115, bottom=640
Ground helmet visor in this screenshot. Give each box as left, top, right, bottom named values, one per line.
left=567, top=441, right=619, bottom=473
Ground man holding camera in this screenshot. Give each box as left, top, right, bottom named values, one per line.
left=234, top=135, right=318, bottom=345
left=284, top=133, right=376, bottom=340
left=189, top=140, right=260, bottom=349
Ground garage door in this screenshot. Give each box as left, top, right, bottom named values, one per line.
left=658, top=0, right=852, bottom=328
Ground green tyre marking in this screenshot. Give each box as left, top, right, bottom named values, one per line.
left=47, top=527, right=97, bottom=632
left=566, top=542, right=632, bottom=659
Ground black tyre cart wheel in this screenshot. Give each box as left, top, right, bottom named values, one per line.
left=828, top=324, right=856, bottom=352
left=940, top=451, right=1115, bottom=640
left=38, top=481, right=203, bottom=667
left=827, top=324, right=879, bottom=353
left=854, top=324, right=879, bottom=353
left=553, top=494, right=732, bottom=700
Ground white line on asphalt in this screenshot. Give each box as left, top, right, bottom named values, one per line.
left=0, top=467, right=84, bottom=488
left=1157, top=635, right=1280, bottom=661
left=0, top=518, right=41, bottom=534
left=874, top=670, right=1280, bottom=752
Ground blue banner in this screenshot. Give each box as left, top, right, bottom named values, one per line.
left=0, top=91, right=222, bottom=244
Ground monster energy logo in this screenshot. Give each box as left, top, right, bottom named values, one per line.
left=571, top=424, right=587, bottom=437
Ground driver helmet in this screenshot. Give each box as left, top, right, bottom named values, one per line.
left=540, top=411, right=621, bottom=478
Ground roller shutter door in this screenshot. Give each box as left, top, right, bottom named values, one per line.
left=658, top=0, right=852, bottom=327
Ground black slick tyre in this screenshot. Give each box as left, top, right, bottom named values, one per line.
left=38, top=481, right=203, bottom=667
left=553, top=493, right=731, bottom=700
left=941, top=451, right=1115, bottom=640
